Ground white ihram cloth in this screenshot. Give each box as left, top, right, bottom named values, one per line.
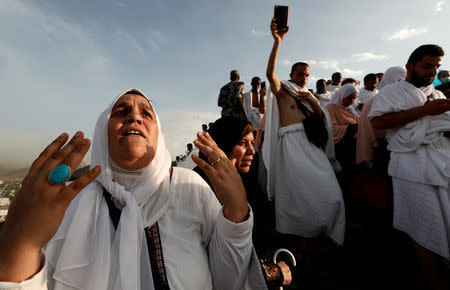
left=242, top=91, right=263, bottom=128
left=357, top=88, right=379, bottom=104
left=326, top=84, right=341, bottom=93
left=369, top=80, right=450, bottom=258
left=0, top=89, right=254, bottom=289
left=263, top=80, right=345, bottom=245
left=317, top=91, right=333, bottom=107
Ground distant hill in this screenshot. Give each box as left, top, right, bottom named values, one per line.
left=0, top=167, right=29, bottom=181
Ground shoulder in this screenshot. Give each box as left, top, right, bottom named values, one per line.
left=171, top=167, right=214, bottom=195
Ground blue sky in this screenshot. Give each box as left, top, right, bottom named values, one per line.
left=0, top=0, right=449, bottom=169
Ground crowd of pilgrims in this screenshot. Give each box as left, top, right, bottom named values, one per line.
left=173, top=64, right=450, bottom=289
left=1, top=17, right=450, bottom=290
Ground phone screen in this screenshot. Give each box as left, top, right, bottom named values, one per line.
left=274, top=5, right=289, bottom=30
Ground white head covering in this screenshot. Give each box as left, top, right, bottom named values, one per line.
left=45, top=89, right=171, bottom=290
left=377, top=66, right=406, bottom=89
left=331, top=84, right=360, bottom=107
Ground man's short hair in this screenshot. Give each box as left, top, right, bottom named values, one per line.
left=290, top=62, right=309, bottom=74
left=342, top=78, right=357, bottom=85
left=230, top=70, right=240, bottom=81
left=407, top=44, right=445, bottom=65
left=364, top=73, right=377, bottom=83
left=251, top=76, right=261, bottom=83
left=438, top=70, right=449, bottom=79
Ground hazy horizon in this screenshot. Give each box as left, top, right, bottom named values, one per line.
left=1, top=0, right=449, bottom=170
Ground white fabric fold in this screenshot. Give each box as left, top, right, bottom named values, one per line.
left=369, top=80, right=450, bottom=187
left=45, top=88, right=172, bottom=290
left=262, top=80, right=339, bottom=200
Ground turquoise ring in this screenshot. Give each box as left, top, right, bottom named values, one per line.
left=48, top=165, right=71, bottom=185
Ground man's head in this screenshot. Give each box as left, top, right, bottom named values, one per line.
left=187, top=143, right=193, bottom=151
left=289, top=62, right=310, bottom=88
left=230, top=70, right=240, bottom=81
left=251, top=76, right=261, bottom=91
left=406, top=44, right=444, bottom=87
left=202, top=124, right=208, bottom=131
left=108, top=91, right=158, bottom=170
left=316, top=79, right=327, bottom=94
left=438, top=70, right=449, bottom=80
left=363, top=73, right=378, bottom=91
left=376, top=73, right=384, bottom=83
left=331, top=72, right=342, bottom=85
left=341, top=78, right=356, bottom=86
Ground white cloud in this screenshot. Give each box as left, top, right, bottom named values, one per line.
left=352, top=52, right=390, bottom=62
left=250, top=29, right=269, bottom=38
left=386, top=27, right=428, bottom=40
left=0, top=0, right=31, bottom=15
left=114, top=1, right=127, bottom=8
left=342, top=68, right=365, bottom=77
left=435, top=1, right=445, bottom=12
left=316, top=60, right=340, bottom=71
left=281, top=59, right=291, bottom=65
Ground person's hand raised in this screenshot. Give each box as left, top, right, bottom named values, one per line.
left=192, top=132, right=249, bottom=223
left=0, top=132, right=101, bottom=282
left=270, top=17, right=289, bottom=43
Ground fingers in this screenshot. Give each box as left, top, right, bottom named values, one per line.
left=191, top=154, right=214, bottom=175
left=61, top=166, right=101, bottom=202
left=29, top=133, right=69, bottom=176
left=193, top=139, right=220, bottom=163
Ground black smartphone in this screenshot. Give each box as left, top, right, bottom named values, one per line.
left=274, top=5, right=289, bottom=30
left=261, top=81, right=266, bottom=89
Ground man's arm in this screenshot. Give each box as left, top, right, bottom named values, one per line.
left=371, top=99, right=450, bottom=130
left=259, top=88, right=267, bottom=114
left=266, top=18, right=289, bottom=96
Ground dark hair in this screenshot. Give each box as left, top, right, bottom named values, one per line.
left=332, top=72, right=342, bottom=78
left=407, top=44, right=444, bottom=64
left=251, top=76, right=261, bottom=83
left=230, top=70, right=240, bottom=81
left=342, top=78, right=356, bottom=85
left=363, top=73, right=377, bottom=83
left=438, top=70, right=449, bottom=79
left=316, top=79, right=326, bottom=86
left=290, top=62, right=309, bottom=74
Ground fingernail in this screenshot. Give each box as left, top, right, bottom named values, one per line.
left=57, top=133, right=67, bottom=140
left=75, top=131, right=82, bottom=137
left=82, top=138, right=88, bottom=145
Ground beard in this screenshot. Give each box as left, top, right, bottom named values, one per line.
left=410, top=69, right=435, bottom=87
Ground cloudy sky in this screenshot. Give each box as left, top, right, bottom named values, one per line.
left=0, top=0, right=449, bottom=169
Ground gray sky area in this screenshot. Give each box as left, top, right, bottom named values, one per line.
left=0, top=0, right=449, bottom=169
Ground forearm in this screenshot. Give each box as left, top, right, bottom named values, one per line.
left=259, top=95, right=266, bottom=114
left=309, top=100, right=324, bottom=117
left=209, top=209, right=253, bottom=290
left=0, top=226, right=42, bottom=282
left=266, top=40, right=282, bottom=92
left=371, top=105, right=427, bottom=130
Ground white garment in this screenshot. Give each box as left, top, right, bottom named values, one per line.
left=242, top=91, right=263, bottom=128
left=368, top=80, right=450, bottom=258
left=262, top=80, right=345, bottom=245
left=358, top=88, right=379, bottom=104
left=326, top=84, right=341, bottom=93
left=331, top=84, right=360, bottom=117
left=317, top=91, right=333, bottom=107
left=0, top=89, right=254, bottom=290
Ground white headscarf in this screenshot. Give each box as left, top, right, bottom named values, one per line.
left=331, top=84, right=360, bottom=107
left=45, top=89, right=172, bottom=290
left=377, top=66, right=406, bottom=89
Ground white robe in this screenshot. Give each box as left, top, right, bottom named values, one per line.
left=317, top=91, right=333, bottom=107
left=0, top=168, right=256, bottom=290
left=368, top=80, right=450, bottom=258
left=242, top=91, right=263, bottom=128
left=357, top=88, right=379, bottom=104
left=326, top=84, right=340, bottom=93
left=262, top=81, right=345, bottom=245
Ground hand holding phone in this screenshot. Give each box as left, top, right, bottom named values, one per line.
left=274, top=5, right=289, bottom=30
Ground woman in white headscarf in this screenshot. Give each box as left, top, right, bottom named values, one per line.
left=326, top=84, right=359, bottom=187
left=0, top=89, right=260, bottom=290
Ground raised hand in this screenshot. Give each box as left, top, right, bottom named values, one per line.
left=0, top=132, right=101, bottom=282
left=270, top=17, right=289, bottom=42
left=192, top=132, right=249, bottom=223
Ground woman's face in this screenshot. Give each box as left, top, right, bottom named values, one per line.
left=108, top=93, right=158, bottom=170
left=341, top=94, right=357, bottom=107
left=228, top=132, right=255, bottom=173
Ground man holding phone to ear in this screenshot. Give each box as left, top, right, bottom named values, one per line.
left=262, top=14, right=345, bottom=256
